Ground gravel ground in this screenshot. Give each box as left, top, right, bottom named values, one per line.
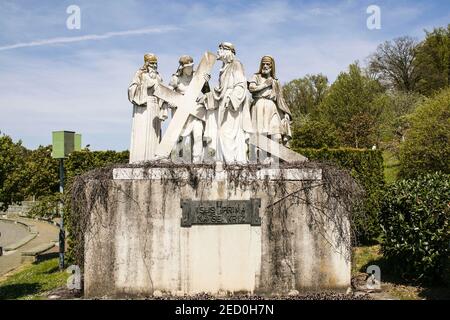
left=45, top=288, right=372, bottom=300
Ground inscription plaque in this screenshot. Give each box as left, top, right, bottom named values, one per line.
left=180, top=199, right=261, bottom=227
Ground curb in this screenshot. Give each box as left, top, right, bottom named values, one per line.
left=0, top=218, right=31, bottom=232
left=1, top=218, right=39, bottom=251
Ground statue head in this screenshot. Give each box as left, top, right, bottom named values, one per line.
left=176, top=55, right=194, bottom=77
left=143, top=53, right=158, bottom=71
left=217, top=42, right=235, bottom=63
left=258, top=55, right=276, bottom=78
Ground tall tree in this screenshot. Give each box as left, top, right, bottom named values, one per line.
left=379, top=91, right=424, bottom=153
left=0, top=134, right=28, bottom=210
left=282, top=74, right=329, bottom=117
left=368, top=36, right=420, bottom=92
left=415, top=25, right=450, bottom=96
left=22, top=145, right=59, bottom=200
left=318, top=63, right=387, bottom=148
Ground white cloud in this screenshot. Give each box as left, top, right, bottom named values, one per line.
left=0, top=26, right=179, bottom=51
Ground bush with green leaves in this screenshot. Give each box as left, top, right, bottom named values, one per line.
left=291, top=117, right=338, bottom=149
left=380, top=172, right=450, bottom=284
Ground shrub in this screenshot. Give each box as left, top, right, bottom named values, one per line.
left=379, top=172, right=450, bottom=284
left=399, top=88, right=450, bottom=178
left=294, top=148, right=385, bottom=244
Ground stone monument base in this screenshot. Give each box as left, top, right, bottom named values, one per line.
left=82, top=163, right=352, bottom=298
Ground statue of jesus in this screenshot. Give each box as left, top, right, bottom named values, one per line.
left=168, top=55, right=210, bottom=163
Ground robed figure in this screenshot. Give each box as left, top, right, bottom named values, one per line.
left=249, top=55, right=292, bottom=148
left=128, top=53, right=168, bottom=163
left=168, top=55, right=210, bottom=163
left=204, top=42, right=253, bottom=163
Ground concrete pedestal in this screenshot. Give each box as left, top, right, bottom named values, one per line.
left=83, top=164, right=351, bottom=297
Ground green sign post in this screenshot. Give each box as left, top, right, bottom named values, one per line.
left=52, top=131, right=81, bottom=270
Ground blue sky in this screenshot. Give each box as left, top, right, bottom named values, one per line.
left=0, top=0, right=449, bottom=151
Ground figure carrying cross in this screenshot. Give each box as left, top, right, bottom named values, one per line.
left=127, top=44, right=307, bottom=164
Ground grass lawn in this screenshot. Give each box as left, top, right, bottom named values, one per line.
left=352, top=245, right=450, bottom=300
left=0, top=258, right=69, bottom=300
left=382, top=150, right=400, bottom=184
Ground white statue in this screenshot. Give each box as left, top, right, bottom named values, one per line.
left=249, top=55, right=292, bottom=158
left=203, top=42, right=253, bottom=163
left=128, top=53, right=168, bottom=163
left=168, top=55, right=210, bottom=163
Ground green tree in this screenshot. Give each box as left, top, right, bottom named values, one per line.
left=290, top=116, right=338, bottom=149
left=399, top=88, right=450, bottom=178
left=0, top=134, right=28, bottom=211
left=379, top=91, right=425, bottom=153
left=415, top=25, right=450, bottom=96
left=368, top=36, right=420, bottom=92
left=22, top=145, right=59, bottom=200
left=318, top=63, right=387, bottom=148
left=282, top=74, right=329, bottom=118
left=65, top=149, right=129, bottom=183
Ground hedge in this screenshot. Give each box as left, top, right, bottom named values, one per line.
left=293, top=147, right=385, bottom=244
left=379, top=172, right=450, bottom=284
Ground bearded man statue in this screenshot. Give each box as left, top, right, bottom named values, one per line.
left=127, top=53, right=168, bottom=163
left=248, top=55, right=292, bottom=162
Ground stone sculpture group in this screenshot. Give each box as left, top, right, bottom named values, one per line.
left=127, top=42, right=294, bottom=164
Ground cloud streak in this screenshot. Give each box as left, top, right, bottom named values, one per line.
left=0, top=25, right=179, bottom=51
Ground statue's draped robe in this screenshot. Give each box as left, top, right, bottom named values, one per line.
left=128, top=69, right=167, bottom=163
left=205, top=59, right=253, bottom=162
left=249, top=74, right=292, bottom=140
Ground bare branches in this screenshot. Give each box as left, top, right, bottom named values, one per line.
left=368, top=36, right=420, bottom=91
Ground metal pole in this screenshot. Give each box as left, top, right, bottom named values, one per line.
left=59, top=158, right=65, bottom=270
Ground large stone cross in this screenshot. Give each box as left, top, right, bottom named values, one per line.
left=153, top=51, right=217, bottom=159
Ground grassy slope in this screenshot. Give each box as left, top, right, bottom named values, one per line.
left=382, top=150, right=400, bottom=184
left=0, top=258, right=68, bottom=300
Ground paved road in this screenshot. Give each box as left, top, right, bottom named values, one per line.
left=0, top=218, right=59, bottom=276
left=0, top=221, right=29, bottom=247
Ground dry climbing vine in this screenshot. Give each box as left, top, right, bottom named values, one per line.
left=68, top=160, right=363, bottom=273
